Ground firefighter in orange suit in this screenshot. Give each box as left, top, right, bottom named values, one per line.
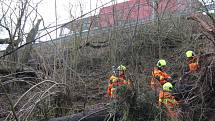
left=151, top=59, right=172, bottom=92
left=107, top=65, right=128, bottom=98
left=107, top=65, right=133, bottom=98
left=159, top=82, right=179, bottom=119
left=185, top=50, right=199, bottom=73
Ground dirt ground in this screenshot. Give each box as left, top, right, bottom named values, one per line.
left=0, top=95, right=9, bottom=120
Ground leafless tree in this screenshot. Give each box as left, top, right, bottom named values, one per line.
left=1, top=0, right=215, bottom=121
left=0, top=0, right=42, bottom=72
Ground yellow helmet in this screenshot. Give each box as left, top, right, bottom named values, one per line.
left=117, top=65, right=127, bottom=71
left=186, top=50, right=195, bottom=58
left=156, top=59, right=167, bottom=68
left=163, top=82, right=173, bottom=92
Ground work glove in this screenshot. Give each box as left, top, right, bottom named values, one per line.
left=184, top=71, right=191, bottom=75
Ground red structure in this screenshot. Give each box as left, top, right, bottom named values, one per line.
left=99, top=0, right=152, bottom=27
left=60, top=0, right=201, bottom=35
left=98, top=0, right=200, bottom=28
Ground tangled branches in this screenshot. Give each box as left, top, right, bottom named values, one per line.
left=0, top=71, right=70, bottom=121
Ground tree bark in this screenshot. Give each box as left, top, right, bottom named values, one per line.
left=20, top=19, right=42, bottom=64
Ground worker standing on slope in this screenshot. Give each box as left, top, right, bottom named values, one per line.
left=117, top=65, right=134, bottom=97
left=185, top=50, right=199, bottom=73
left=151, top=59, right=173, bottom=92
left=159, top=82, right=180, bottom=119
left=107, top=65, right=134, bottom=121
left=107, top=65, right=132, bottom=98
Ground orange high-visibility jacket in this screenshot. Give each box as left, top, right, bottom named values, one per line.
left=159, top=91, right=178, bottom=108
left=109, top=75, right=126, bottom=86
left=107, top=75, right=126, bottom=97
left=107, top=83, right=113, bottom=97
left=107, top=83, right=118, bottom=98
left=159, top=91, right=179, bottom=119
left=151, top=68, right=171, bottom=87
left=187, top=57, right=199, bottom=72
left=107, top=75, right=117, bottom=97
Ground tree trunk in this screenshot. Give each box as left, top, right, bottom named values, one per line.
left=19, top=19, right=42, bottom=64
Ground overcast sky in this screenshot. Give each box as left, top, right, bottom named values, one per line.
left=38, top=0, right=127, bottom=26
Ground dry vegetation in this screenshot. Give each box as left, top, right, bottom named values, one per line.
left=1, top=0, right=215, bottom=121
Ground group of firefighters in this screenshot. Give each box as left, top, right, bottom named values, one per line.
left=106, top=50, right=199, bottom=119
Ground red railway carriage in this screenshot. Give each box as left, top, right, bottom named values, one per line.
left=99, top=1, right=132, bottom=28
left=99, top=0, right=152, bottom=28
left=128, top=0, right=152, bottom=20
left=60, top=0, right=202, bottom=35
left=130, top=0, right=189, bottom=13
left=98, top=0, right=200, bottom=28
